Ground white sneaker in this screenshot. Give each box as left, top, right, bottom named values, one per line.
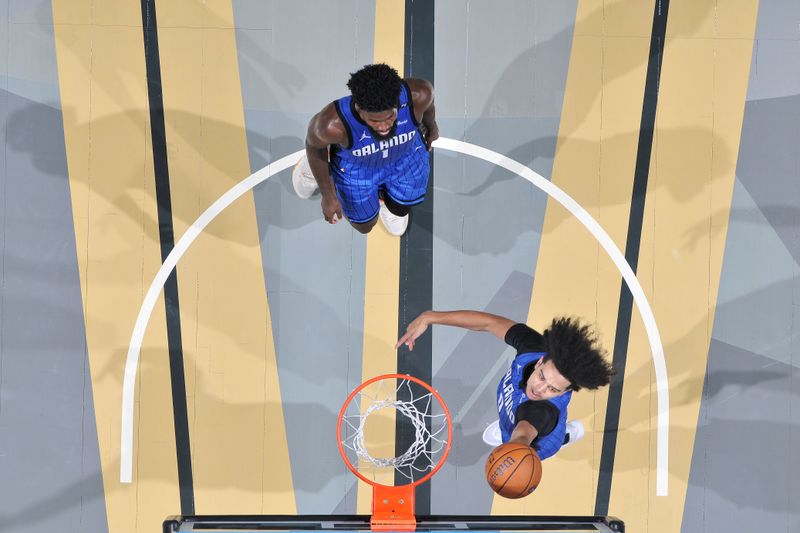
left=482, top=420, right=502, bottom=447
left=292, top=155, right=318, bottom=199
left=378, top=201, right=409, bottom=236
left=562, top=420, right=585, bottom=448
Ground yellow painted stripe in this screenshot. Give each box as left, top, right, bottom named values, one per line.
left=357, top=0, right=406, bottom=514
left=374, top=0, right=406, bottom=70
left=611, top=1, right=758, bottom=531
left=492, top=0, right=653, bottom=516
left=155, top=1, right=296, bottom=514
left=52, top=1, right=180, bottom=531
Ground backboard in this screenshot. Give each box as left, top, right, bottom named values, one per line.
left=162, top=514, right=625, bottom=533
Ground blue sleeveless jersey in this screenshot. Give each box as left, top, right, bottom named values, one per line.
left=496, top=352, right=571, bottom=460
left=329, top=81, right=429, bottom=214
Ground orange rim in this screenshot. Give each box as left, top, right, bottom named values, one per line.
left=336, top=373, right=453, bottom=488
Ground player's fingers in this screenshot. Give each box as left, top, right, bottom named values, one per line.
left=394, top=333, right=408, bottom=349
left=395, top=330, right=412, bottom=349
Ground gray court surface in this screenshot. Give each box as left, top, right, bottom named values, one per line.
left=681, top=0, right=800, bottom=531
left=0, top=3, right=108, bottom=532
left=234, top=0, right=376, bottom=514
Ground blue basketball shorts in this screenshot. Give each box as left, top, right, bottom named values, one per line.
left=331, top=151, right=431, bottom=224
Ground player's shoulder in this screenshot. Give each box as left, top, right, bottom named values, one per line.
left=506, top=323, right=542, bottom=341
left=405, top=78, right=434, bottom=106
left=308, top=102, right=348, bottom=146
left=506, top=323, right=545, bottom=354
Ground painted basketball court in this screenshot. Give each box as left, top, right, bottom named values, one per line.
left=1, top=1, right=798, bottom=533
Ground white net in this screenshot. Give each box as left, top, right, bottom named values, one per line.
left=339, top=377, right=450, bottom=484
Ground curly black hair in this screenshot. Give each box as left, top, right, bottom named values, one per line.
left=542, top=317, right=615, bottom=392
left=347, top=63, right=402, bottom=112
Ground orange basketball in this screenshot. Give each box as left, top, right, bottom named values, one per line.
left=484, top=442, right=542, bottom=498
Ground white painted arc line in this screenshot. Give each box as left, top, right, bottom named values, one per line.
left=119, top=138, right=669, bottom=498
left=119, top=149, right=304, bottom=483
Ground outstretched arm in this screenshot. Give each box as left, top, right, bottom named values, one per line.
left=395, top=310, right=515, bottom=351
left=508, top=420, right=539, bottom=446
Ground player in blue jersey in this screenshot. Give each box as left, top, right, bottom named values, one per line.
left=292, top=63, right=438, bottom=236
left=396, top=310, right=614, bottom=460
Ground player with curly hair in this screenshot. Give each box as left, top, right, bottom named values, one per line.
left=396, top=310, right=615, bottom=459
left=292, top=63, right=438, bottom=236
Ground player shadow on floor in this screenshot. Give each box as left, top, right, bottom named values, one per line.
left=622, top=275, right=799, bottom=412
left=436, top=122, right=734, bottom=257
left=456, top=0, right=717, bottom=154
left=432, top=0, right=718, bottom=256
left=92, top=257, right=367, bottom=387
left=5, top=97, right=328, bottom=243
left=0, top=251, right=116, bottom=352
left=683, top=203, right=800, bottom=263
left=589, top=418, right=800, bottom=516
left=681, top=90, right=800, bottom=264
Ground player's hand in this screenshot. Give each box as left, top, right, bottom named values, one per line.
left=395, top=312, right=432, bottom=351
left=321, top=195, right=343, bottom=224
left=423, top=125, right=439, bottom=152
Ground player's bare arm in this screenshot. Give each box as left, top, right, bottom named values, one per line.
left=406, top=78, right=439, bottom=151
left=508, top=420, right=539, bottom=446
left=396, top=310, right=516, bottom=351
left=305, top=105, right=348, bottom=223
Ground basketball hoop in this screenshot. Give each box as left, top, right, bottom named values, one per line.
left=336, top=374, right=452, bottom=531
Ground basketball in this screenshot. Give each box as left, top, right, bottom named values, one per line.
left=484, top=442, right=542, bottom=498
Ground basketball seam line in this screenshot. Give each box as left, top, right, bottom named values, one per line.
left=490, top=449, right=531, bottom=495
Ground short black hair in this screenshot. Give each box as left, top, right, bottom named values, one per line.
left=347, top=63, right=402, bottom=112
left=542, top=317, right=615, bottom=392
